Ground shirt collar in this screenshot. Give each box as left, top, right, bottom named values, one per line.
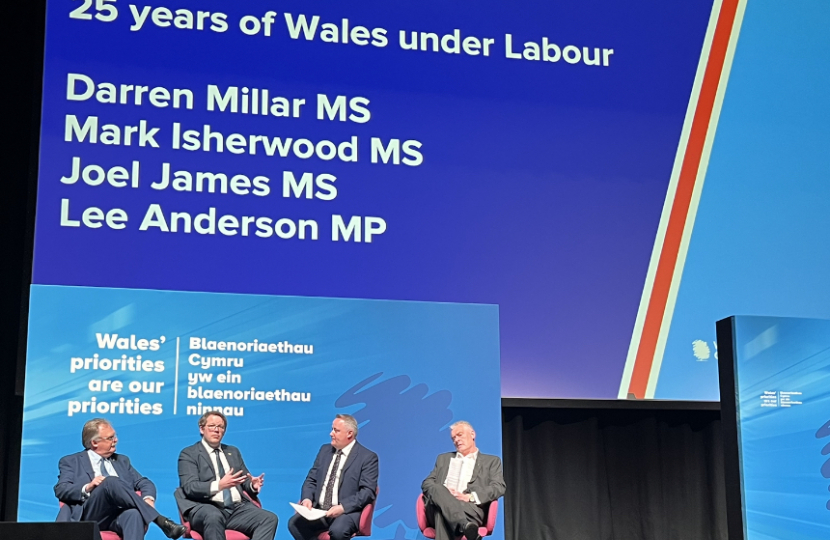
left=456, top=449, right=478, bottom=460
left=337, top=440, right=357, bottom=457
left=87, top=449, right=108, bottom=468
left=201, top=438, right=222, bottom=454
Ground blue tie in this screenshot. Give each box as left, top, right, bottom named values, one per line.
left=100, top=458, right=111, bottom=477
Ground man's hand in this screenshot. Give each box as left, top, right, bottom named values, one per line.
left=218, top=468, right=246, bottom=490
left=143, top=497, right=156, bottom=508
left=449, top=488, right=469, bottom=502
left=300, top=499, right=313, bottom=510
left=326, top=504, right=344, bottom=518
left=85, top=475, right=107, bottom=493
left=248, top=473, right=265, bottom=492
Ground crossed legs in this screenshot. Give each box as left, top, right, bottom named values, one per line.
left=424, top=489, right=485, bottom=540
left=81, top=477, right=159, bottom=540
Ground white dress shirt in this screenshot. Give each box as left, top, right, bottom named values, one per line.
left=87, top=449, right=118, bottom=477
left=319, top=440, right=355, bottom=507
left=202, top=439, right=242, bottom=505
left=445, top=450, right=480, bottom=504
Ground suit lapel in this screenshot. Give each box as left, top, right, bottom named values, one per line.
left=222, top=445, right=239, bottom=470
left=80, top=451, right=95, bottom=482
left=110, top=454, right=124, bottom=478
left=196, top=442, right=216, bottom=475
left=469, top=453, right=483, bottom=483
left=340, top=442, right=359, bottom=477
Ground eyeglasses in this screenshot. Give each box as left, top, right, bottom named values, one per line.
left=204, top=424, right=226, bottom=432
left=98, top=434, right=117, bottom=442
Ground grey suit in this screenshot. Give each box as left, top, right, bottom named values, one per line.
left=421, top=452, right=505, bottom=540
left=176, top=442, right=278, bottom=540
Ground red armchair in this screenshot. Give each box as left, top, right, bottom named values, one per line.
left=416, top=494, right=498, bottom=539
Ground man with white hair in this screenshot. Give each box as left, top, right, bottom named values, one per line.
left=54, top=418, right=186, bottom=540
left=421, top=421, right=505, bottom=540
left=288, top=414, right=379, bottom=540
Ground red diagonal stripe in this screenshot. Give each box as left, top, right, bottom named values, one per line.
left=627, top=0, right=741, bottom=398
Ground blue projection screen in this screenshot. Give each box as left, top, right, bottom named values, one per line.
left=30, top=0, right=719, bottom=400
left=25, top=1, right=830, bottom=399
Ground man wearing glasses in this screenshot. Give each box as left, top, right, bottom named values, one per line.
left=54, top=417, right=186, bottom=540
left=176, top=411, right=278, bottom=540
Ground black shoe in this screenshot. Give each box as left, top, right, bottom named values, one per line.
left=463, top=522, right=481, bottom=540
left=155, top=516, right=186, bottom=539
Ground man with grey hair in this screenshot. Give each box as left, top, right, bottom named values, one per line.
left=288, top=414, right=379, bottom=540
left=54, top=418, right=186, bottom=540
left=421, top=420, right=506, bottom=540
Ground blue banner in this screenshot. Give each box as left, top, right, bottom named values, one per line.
left=20, top=285, right=503, bottom=540
left=730, top=316, right=830, bottom=539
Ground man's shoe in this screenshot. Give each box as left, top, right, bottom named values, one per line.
left=156, top=516, right=186, bottom=539
left=463, top=522, right=481, bottom=540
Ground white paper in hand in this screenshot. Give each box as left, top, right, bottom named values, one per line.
left=444, top=457, right=464, bottom=491
left=289, top=502, right=328, bottom=521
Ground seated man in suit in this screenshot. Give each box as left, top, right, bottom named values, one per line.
left=54, top=418, right=186, bottom=540
left=287, top=414, right=379, bottom=540
left=176, top=411, right=278, bottom=540
left=421, top=421, right=506, bottom=540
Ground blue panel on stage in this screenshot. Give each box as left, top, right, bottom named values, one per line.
left=729, top=316, right=830, bottom=539
left=20, top=285, right=502, bottom=540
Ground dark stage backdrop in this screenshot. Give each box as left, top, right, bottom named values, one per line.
left=502, top=406, right=726, bottom=540
left=0, top=0, right=44, bottom=523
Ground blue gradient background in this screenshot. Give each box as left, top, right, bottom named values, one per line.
left=20, top=285, right=502, bottom=540
left=655, top=0, right=830, bottom=399
left=729, top=316, right=830, bottom=539
left=31, top=0, right=715, bottom=399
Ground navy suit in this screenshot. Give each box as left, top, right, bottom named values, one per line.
left=55, top=450, right=160, bottom=540
left=177, top=441, right=278, bottom=540
left=288, top=442, right=378, bottom=540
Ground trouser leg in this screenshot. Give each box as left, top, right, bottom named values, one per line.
left=82, top=477, right=160, bottom=534
left=287, top=513, right=326, bottom=540
left=226, top=501, right=279, bottom=540
left=425, top=488, right=485, bottom=540
left=189, top=504, right=228, bottom=540
left=326, top=514, right=359, bottom=540
left=110, top=508, right=145, bottom=540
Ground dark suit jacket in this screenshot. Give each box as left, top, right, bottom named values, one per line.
left=300, top=442, right=378, bottom=515
left=177, top=441, right=261, bottom=517
left=422, top=451, right=506, bottom=505
left=54, top=450, right=157, bottom=522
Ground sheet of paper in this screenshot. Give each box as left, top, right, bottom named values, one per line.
left=444, top=457, right=464, bottom=492
left=289, top=502, right=328, bottom=521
